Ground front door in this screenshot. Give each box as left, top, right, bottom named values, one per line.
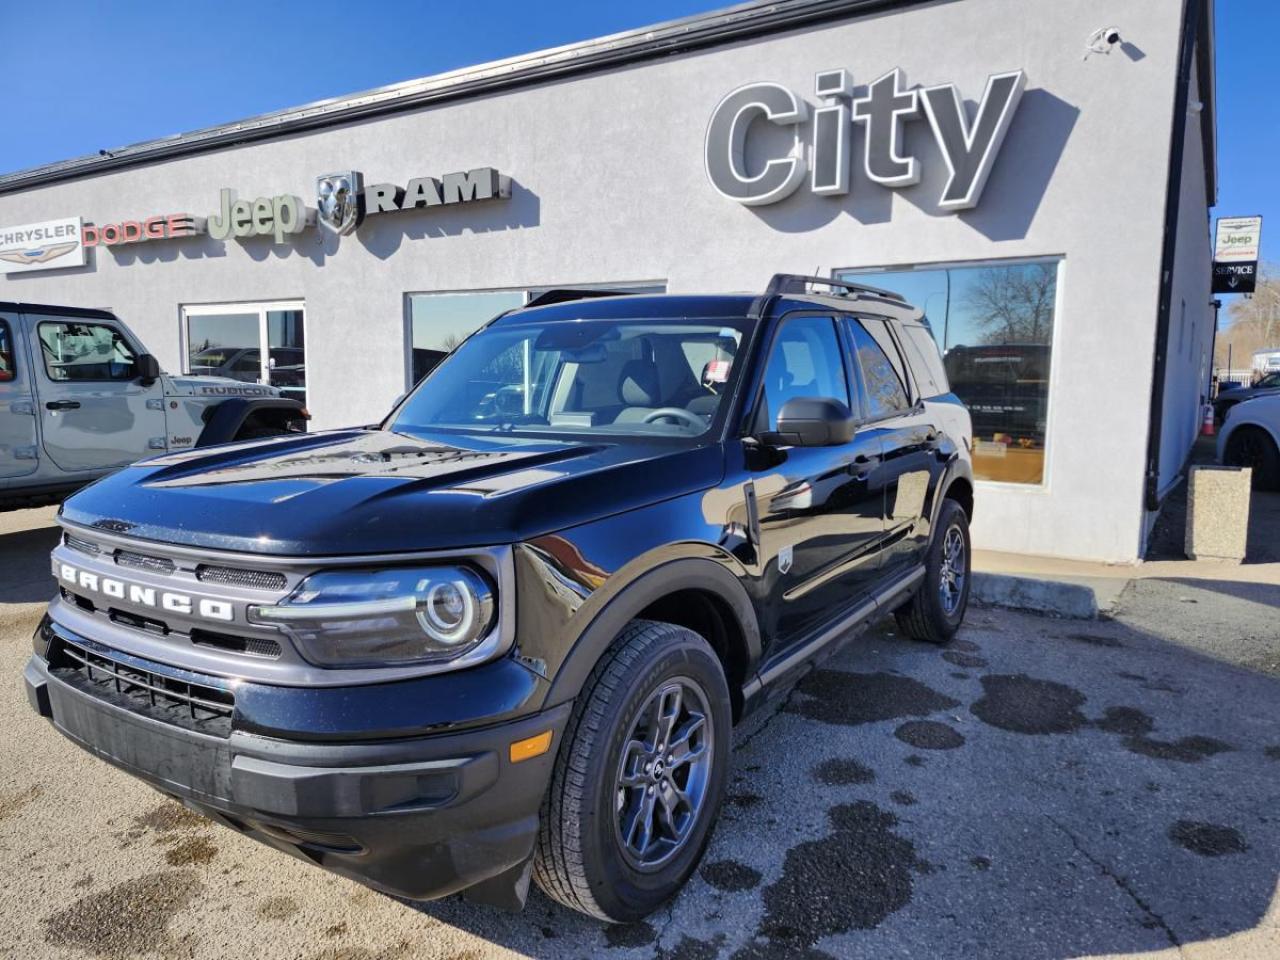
left=747, top=314, right=885, bottom=649
left=28, top=312, right=166, bottom=473
left=0, top=312, right=39, bottom=479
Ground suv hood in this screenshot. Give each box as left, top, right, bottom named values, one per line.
left=60, top=428, right=725, bottom=554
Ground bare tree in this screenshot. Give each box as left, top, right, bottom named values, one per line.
left=960, top=263, right=1056, bottom=344
left=441, top=333, right=463, bottom=353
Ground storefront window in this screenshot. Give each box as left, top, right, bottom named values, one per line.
left=406, top=283, right=666, bottom=387
left=838, top=260, right=1059, bottom=485
left=182, top=301, right=307, bottom=405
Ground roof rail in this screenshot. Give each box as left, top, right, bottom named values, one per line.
left=523, top=288, right=639, bottom=309
left=764, top=273, right=906, bottom=303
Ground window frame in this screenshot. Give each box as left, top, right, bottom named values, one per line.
left=841, top=315, right=916, bottom=424
left=833, top=256, right=1065, bottom=491
left=179, top=299, right=306, bottom=391
left=747, top=310, right=855, bottom=436
left=35, top=318, right=142, bottom=384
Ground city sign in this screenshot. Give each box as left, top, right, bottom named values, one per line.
left=705, top=68, right=1026, bottom=210
left=1212, top=215, right=1262, bottom=294
left=0, top=216, right=85, bottom=274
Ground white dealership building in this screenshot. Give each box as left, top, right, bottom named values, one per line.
left=0, top=0, right=1216, bottom=562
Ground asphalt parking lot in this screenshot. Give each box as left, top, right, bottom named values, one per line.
left=1, top=506, right=1277, bottom=960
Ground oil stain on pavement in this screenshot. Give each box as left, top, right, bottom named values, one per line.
left=43, top=870, right=203, bottom=958
left=1168, top=821, right=1248, bottom=857
left=970, top=674, right=1089, bottom=734
left=789, top=671, right=959, bottom=726
left=893, top=720, right=965, bottom=749
left=811, top=757, right=875, bottom=785
left=1095, top=706, right=1234, bottom=763
left=701, top=859, right=762, bottom=892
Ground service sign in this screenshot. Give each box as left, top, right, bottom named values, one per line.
left=1212, top=215, right=1263, bottom=294
left=0, top=216, right=86, bottom=275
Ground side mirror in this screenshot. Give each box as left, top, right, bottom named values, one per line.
left=767, top=397, right=856, bottom=447
left=136, top=353, right=160, bottom=385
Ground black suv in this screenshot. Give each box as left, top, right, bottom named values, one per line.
left=24, top=276, right=974, bottom=922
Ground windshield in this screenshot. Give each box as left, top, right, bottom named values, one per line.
left=392, top=316, right=751, bottom=441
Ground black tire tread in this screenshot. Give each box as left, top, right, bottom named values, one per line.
left=533, top=619, right=701, bottom=920
left=1226, top=426, right=1280, bottom=490
left=894, top=498, right=970, bottom=645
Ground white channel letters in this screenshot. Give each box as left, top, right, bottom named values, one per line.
left=706, top=68, right=1027, bottom=210
left=59, top=563, right=234, bottom=622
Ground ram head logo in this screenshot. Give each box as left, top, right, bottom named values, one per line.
left=316, top=171, right=364, bottom=235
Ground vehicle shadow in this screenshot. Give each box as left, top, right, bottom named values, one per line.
left=398, top=609, right=1280, bottom=959
left=0, top=523, right=59, bottom=605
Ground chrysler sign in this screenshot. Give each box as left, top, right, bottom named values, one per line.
left=705, top=68, right=1026, bottom=210
left=0, top=217, right=85, bottom=275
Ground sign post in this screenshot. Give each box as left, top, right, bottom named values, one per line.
left=1212, top=215, right=1263, bottom=294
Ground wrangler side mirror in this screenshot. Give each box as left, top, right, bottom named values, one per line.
left=764, top=397, right=856, bottom=447
left=136, top=353, right=160, bottom=386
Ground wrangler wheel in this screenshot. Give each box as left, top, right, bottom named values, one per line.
left=533, top=620, right=730, bottom=922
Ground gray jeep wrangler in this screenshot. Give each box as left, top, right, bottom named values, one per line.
left=0, top=302, right=307, bottom=509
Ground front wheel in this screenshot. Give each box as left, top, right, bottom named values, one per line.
left=533, top=620, right=731, bottom=922
left=894, top=498, right=971, bottom=644
left=1224, top=427, right=1280, bottom=490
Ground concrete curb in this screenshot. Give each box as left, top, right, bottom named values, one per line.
left=971, top=572, right=1101, bottom=619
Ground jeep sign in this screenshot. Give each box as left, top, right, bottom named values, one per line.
left=705, top=69, right=1026, bottom=210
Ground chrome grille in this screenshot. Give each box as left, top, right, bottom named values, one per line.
left=50, top=638, right=234, bottom=737
left=195, top=564, right=287, bottom=592
left=114, top=549, right=177, bottom=575
left=64, top=533, right=101, bottom=556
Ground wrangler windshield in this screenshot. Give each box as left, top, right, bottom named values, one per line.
left=392, top=317, right=750, bottom=441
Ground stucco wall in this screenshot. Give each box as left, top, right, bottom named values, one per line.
left=0, top=0, right=1194, bottom=561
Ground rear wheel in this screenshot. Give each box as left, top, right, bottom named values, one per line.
left=894, top=498, right=971, bottom=644
left=533, top=620, right=731, bottom=922
left=1224, top=427, right=1280, bottom=490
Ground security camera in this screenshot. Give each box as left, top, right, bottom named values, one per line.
left=1084, top=26, right=1123, bottom=59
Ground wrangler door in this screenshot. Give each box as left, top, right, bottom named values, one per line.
left=27, top=311, right=166, bottom=473
left=0, top=310, right=39, bottom=478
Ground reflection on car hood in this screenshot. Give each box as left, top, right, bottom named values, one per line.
left=60, top=428, right=725, bottom=554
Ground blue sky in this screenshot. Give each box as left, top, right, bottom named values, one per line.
left=2, top=1, right=1274, bottom=257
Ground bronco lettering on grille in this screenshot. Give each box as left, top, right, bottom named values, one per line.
left=58, top=563, right=235, bottom=622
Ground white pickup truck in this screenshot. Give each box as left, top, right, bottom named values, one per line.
left=0, top=301, right=307, bottom=509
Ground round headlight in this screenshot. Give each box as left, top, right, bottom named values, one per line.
left=417, top=579, right=476, bottom=644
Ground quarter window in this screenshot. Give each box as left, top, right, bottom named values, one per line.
left=760, top=316, right=849, bottom=430
left=38, top=321, right=138, bottom=382
left=846, top=319, right=910, bottom=418
left=0, top=320, right=13, bottom=381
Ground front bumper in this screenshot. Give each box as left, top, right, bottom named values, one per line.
left=24, top=623, right=570, bottom=907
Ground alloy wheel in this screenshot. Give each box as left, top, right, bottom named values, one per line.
left=938, top=524, right=967, bottom=616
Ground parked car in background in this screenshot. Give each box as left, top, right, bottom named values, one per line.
left=1214, top=370, right=1280, bottom=423
left=1218, top=393, right=1280, bottom=490
left=0, top=302, right=307, bottom=509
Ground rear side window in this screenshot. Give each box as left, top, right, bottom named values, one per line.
left=899, top=323, right=950, bottom=398
left=845, top=318, right=911, bottom=418
left=0, top=320, right=13, bottom=381
left=38, top=320, right=138, bottom=382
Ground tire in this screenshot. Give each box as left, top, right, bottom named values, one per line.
left=533, top=619, right=731, bottom=922
left=894, top=498, right=971, bottom=644
left=1224, top=427, right=1280, bottom=491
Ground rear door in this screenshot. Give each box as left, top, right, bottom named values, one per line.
left=843, top=316, right=945, bottom=575
left=27, top=311, right=166, bottom=473
left=0, top=309, right=39, bottom=478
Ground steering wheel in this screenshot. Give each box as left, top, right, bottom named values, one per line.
left=641, top=407, right=705, bottom=431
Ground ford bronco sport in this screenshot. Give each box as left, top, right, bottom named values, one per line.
left=0, top=302, right=307, bottom=510
left=24, top=275, right=973, bottom=922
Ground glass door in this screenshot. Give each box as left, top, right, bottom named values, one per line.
left=182, top=301, right=306, bottom=405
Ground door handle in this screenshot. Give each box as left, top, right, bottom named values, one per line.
left=45, top=400, right=81, bottom=411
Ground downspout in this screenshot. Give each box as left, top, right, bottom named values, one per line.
left=1143, top=0, right=1203, bottom=512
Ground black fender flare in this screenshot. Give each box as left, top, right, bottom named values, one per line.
left=195, top=397, right=307, bottom=447
left=542, top=556, right=762, bottom=711
left=927, top=455, right=975, bottom=545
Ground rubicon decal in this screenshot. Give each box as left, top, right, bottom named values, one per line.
left=56, top=562, right=236, bottom=622
left=705, top=68, right=1026, bottom=209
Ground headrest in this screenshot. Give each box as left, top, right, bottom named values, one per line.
left=619, top=359, right=660, bottom=407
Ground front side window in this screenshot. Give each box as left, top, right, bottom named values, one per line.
left=760, top=316, right=849, bottom=430
left=38, top=321, right=138, bottom=382
left=393, top=316, right=747, bottom=442
left=839, top=260, right=1059, bottom=485
left=0, top=320, right=13, bottom=381
left=846, top=319, right=910, bottom=418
